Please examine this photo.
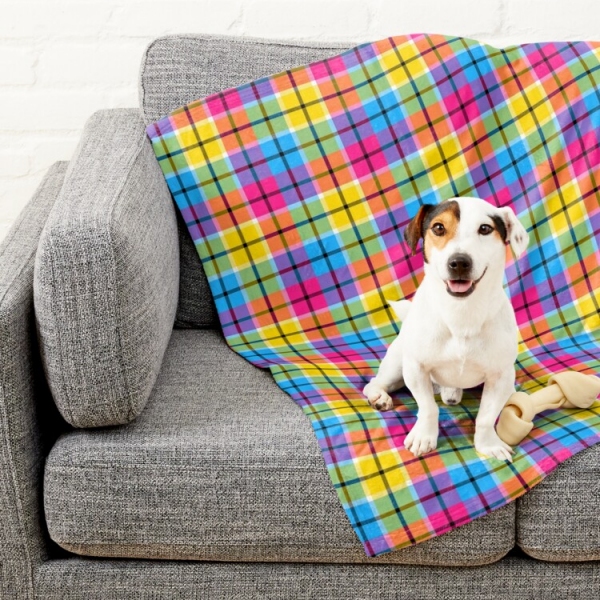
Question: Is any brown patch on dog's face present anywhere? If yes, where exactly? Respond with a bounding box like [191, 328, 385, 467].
[404, 204, 435, 255]
[422, 201, 460, 262]
[490, 214, 508, 244]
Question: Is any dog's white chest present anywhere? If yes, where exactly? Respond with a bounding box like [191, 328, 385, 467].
[429, 334, 488, 389]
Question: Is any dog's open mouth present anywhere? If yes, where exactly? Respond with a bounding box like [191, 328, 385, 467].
[445, 268, 487, 298]
[447, 279, 474, 296]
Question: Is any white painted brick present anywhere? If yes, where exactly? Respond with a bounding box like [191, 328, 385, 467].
[0, 2, 115, 39]
[30, 135, 79, 174]
[0, 177, 41, 221]
[369, 0, 503, 39]
[0, 89, 115, 131]
[504, 0, 600, 40]
[243, 0, 372, 42]
[0, 222, 12, 243]
[109, 85, 141, 109]
[0, 153, 31, 178]
[3, 0, 600, 236]
[480, 34, 543, 49]
[0, 132, 33, 154]
[38, 40, 147, 86]
[108, 1, 244, 37]
[0, 45, 37, 85]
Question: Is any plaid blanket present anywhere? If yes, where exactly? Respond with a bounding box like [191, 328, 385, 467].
[147, 34, 600, 557]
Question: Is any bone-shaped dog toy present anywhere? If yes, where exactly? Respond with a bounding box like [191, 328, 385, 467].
[496, 371, 600, 447]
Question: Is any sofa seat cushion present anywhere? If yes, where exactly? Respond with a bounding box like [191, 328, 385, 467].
[517, 446, 600, 562]
[44, 329, 515, 566]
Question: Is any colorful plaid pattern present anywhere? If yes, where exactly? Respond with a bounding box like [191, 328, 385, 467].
[147, 34, 600, 557]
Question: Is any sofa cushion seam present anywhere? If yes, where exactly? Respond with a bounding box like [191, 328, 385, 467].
[107, 121, 149, 423]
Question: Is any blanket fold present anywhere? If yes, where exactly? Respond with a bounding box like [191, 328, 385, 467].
[148, 34, 600, 557]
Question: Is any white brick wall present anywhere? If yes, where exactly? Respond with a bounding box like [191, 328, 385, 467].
[2, 0, 599, 241]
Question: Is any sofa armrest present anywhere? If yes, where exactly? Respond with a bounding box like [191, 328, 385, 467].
[34, 109, 179, 428]
[0, 163, 68, 598]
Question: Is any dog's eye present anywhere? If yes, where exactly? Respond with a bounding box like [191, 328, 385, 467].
[431, 223, 445, 236]
[479, 224, 493, 235]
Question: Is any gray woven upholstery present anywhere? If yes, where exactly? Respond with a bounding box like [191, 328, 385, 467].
[0, 162, 68, 599]
[173, 210, 218, 328]
[44, 329, 514, 566]
[140, 34, 351, 124]
[517, 445, 600, 562]
[34, 556, 600, 600]
[34, 109, 179, 428]
[140, 35, 350, 328]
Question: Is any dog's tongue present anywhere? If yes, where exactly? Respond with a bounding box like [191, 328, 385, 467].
[448, 280, 473, 294]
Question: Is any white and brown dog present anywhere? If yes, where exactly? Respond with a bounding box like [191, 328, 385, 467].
[363, 197, 528, 461]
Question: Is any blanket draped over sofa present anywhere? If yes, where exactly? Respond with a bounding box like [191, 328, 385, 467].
[147, 34, 600, 557]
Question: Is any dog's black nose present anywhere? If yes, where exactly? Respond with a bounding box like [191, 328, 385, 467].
[447, 253, 472, 277]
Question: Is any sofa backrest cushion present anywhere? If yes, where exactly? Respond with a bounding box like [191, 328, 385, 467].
[140, 35, 349, 328]
[34, 109, 179, 428]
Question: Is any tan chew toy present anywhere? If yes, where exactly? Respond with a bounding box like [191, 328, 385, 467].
[497, 371, 600, 447]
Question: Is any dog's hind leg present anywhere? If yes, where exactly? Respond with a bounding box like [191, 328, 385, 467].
[363, 336, 404, 411]
[440, 387, 463, 406]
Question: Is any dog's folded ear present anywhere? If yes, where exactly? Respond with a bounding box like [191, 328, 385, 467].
[499, 206, 529, 258]
[404, 203, 435, 255]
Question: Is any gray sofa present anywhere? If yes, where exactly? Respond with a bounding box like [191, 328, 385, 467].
[1, 35, 599, 599]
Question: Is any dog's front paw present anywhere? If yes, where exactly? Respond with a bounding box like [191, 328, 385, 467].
[363, 382, 394, 411]
[404, 418, 438, 457]
[474, 429, 514, 462]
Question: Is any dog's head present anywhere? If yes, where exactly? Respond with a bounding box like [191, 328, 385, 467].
[404, 197, 528, 298]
